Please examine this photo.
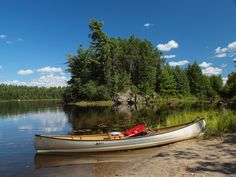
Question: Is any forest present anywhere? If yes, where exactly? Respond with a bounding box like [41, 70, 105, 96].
[1, 19, 235, 103]
[63, 19, 236, 103]
[0, 84, 65, 101]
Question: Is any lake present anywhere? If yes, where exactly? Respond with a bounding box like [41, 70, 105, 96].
[0, 100, 232, 177]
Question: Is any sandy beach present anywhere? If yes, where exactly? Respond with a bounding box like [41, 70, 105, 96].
[109, 134, 236, 177]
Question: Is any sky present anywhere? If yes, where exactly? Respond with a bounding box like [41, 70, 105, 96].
[0, 0, 236, 87]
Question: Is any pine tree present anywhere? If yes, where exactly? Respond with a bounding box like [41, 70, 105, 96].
[173, 66, 190, 97]
[187, 62, 205, 98]
[159, 65, 177, 97]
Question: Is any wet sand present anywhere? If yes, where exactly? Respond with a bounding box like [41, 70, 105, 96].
[34, 134, 236, 177]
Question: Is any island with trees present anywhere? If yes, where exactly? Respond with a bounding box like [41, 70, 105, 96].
[63, 19, 236, 105]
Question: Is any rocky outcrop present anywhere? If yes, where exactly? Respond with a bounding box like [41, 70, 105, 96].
[112, 89, 144, 105]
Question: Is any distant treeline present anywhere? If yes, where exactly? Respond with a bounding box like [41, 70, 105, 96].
[0, 84, 66, 101]
[63, 19, 236, 103]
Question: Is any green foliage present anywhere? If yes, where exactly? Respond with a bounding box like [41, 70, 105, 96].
[159, 65, 176, 97]
[64, 19, 231, 103]
[187, 62, 205, 97]
[209, 75, 223, 94]
[65, 19, 160, 102]
[173, 66, 190, 97]
[0, 84, 65, 101]
[164, 109, 236, 138]
[223, 72, 236, 99]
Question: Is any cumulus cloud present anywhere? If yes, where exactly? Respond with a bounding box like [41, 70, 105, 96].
[37, 66, 62, 73]
[2, 80, 27, 86]
[2, 74, 68, 88]
[228, 41, 236, 50]
[202, 66, 222, 76]
[0, 34, 6, 39]
[157, 40, 179, 51]
[199, 62, 222, 75]
[199, 62, 212, 68]
[215, 47, 227, 54]
[144, 23, 154, 28]
[164, 54, 176, 59]
[17, 69, 34, 75]
[168, 60, 189, 66]
[30, 74, 68, 87]
[215, 53, 227, 58]
[215, 40, 236, 58]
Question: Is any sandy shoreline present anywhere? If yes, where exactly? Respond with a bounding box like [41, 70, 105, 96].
[110, 134, 236, 177]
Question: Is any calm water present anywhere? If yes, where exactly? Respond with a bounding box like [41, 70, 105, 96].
[0, 101, 228, 177]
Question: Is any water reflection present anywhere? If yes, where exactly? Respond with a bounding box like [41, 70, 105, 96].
[0, 101, 61, 118]
[64, 102, 220, 135]
[34, 147, 162, 177]
[0, 100, 232, 177]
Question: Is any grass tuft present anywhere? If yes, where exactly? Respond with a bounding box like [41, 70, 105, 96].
[162, 109, 236, 138]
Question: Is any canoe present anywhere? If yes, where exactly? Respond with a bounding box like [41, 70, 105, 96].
[34, 118, 206, 153]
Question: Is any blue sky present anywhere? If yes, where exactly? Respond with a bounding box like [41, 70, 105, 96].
[0, 0, 235, 87]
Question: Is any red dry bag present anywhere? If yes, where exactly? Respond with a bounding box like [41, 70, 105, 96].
[123, 124, 145, 137]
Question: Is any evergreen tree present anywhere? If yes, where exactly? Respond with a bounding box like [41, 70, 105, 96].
[173, 66, 190, 97]
[0, 84, 65, 101]
[202, 75, 217, 98]
[187, 62, 205, 97]
[159, 65, 177, 97]
[209, 75, 223, 95]
[223, 72, 236, 98]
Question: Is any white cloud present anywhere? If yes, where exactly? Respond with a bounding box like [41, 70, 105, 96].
[215, 41, 236, 58]
[228, 41, 236, 50]
[6, 41, 12, 44]
[2, 80, 27, 86]
[215, 47, 227, 54]
[2, 74, 68, 87]
[233, 58, 236, 62]
[30, 74, 68, 87]
[157, 40, 179, 51]
[222, 77, 228, 85]
[202, 66, 222, 76]
[144, 23, 153, 28]
[0, 34, 6, 39]
[17, 69, 34, 75]
[199, 61, 212, 68]
[37, 66, 62, 73]
[215, 53, 227, 58]
[168, 60, 189, 66]
[164, 54, 176, 59]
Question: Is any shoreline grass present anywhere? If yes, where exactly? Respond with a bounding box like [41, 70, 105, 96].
[162, 109, 236, 139]
[68, 101, 113, 107]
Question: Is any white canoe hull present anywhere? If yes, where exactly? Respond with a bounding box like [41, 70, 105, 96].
[35, 119, 206, 153]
